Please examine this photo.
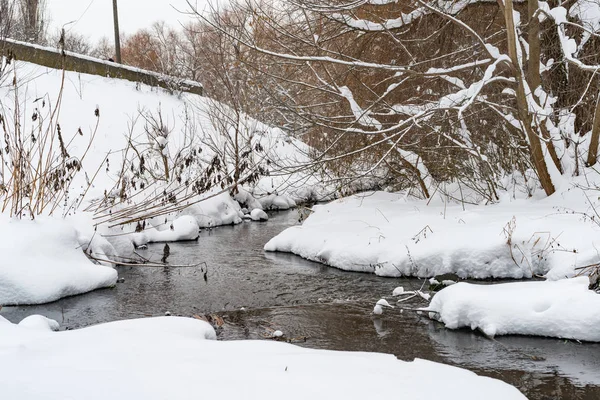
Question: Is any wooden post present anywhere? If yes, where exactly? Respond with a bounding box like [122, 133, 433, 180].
[112, 0, 122, 63]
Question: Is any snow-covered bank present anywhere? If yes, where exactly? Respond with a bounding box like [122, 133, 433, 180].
[3, 58, 332, 232]
[0, 54, 332, 304]
[265, 188, 600, 279]
[424, 277, 600, 342]
[0, 315, 525, 400]
[0, 217, 117, 306]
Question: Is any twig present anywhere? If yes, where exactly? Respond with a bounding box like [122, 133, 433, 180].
[87, 255, 201, 268]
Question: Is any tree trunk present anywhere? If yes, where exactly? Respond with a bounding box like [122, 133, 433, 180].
[587, 93, 600, 166]
[527, 0, 541, 90]
[505, 0, 555, 195]
[527, 0, 563, 174]
[400, 157, 430, 199]
[23, 0, 39, 42]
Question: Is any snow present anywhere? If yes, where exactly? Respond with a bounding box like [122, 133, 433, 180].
[373, 298, 395, 314]
[392, 286, 405, 296]
[132, 215, 199, 246]
[250, 208, 269, 221]
[18, 315, 61, 331]
[181, 189, 244, 227]
[233, 188, 264, 211]
[265, 186, 600, 279]
[0, 315, 526, 400]
[425, 277, 600, 342]
[258, 193, 297, 210]
[1, 59, 312, 217]
[338, 85, 382, 130]
[376, 299, 394, 308]
[1, 59, 311, 220]
[0, 216, 117, 306]
[272, 329, 284, 338]
[0, 54, 317, 304]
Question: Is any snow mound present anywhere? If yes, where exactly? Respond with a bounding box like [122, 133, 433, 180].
[18, 315, 60, 331]
[0, 217, 117, 306]
[250, 208, 269, 221]
[233, 188, 264, 211]
[133, 215, 200, 246]
[0, 316, 525, 400]
[426, 277, 600, 341]
[258, 194, 296, 210]
[258, 193, 297, 210]
[182, 190, 244, 228]
[265, 190, 600, 279]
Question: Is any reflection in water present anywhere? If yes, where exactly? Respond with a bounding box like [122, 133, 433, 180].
[2, 210, 600, 399]
[372, 317, 388, 338]
[428, 323, 600, 387]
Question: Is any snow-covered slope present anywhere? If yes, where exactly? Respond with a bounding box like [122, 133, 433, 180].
[2, 60, 316, 205]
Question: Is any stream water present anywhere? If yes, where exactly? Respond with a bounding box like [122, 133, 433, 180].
[2, 210, 600, 399]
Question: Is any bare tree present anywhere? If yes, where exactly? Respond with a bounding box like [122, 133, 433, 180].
[184, 0, 600, 200]
[1, 0, 48, 43]
[19, 0, 46, 42]
[49, 29, 92, 55]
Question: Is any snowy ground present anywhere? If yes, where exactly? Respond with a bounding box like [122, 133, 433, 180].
[424, 276, 600, 342]
[265, 184, 600, 280]
[0, 315, 526, 400]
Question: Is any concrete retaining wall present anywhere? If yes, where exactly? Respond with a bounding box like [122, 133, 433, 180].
[1, 39, 203, 96]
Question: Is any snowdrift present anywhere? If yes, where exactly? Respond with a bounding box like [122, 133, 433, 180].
[0, 315, 526, 400]
[265, 188, 600, 279]
[0, 216, 117, 305]
[425, 277, 600, 342]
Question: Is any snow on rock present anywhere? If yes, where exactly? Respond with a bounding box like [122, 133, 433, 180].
[392, 286, 405, 296]
[132, 215, 199, 246]
[0, 316, 525, 400]
[250, 208, 269, 221]
[255, 175, 335, 204]
[265, 189, 600, 279]
[182, 190, 244, 228]
[258, 193, 297, 210]
[376, 299, 394, 308]
[18, 315, 60, 332]
[0, 217, 117, 306]
[426, 277, 600, 342]
[233, 188, 264, 211]
[69, 212, 119, 266]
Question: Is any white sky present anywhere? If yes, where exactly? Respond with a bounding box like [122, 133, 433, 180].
[45, 0, 224, 42]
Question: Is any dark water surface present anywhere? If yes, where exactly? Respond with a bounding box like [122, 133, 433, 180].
[3, 211, 600, 399]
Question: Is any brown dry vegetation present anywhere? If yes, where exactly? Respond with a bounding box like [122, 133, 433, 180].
[4, 0, 600, 201]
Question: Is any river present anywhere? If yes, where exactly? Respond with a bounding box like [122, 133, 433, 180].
[2, 210, 600, 399]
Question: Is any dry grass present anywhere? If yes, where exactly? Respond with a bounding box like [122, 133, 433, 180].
[0, 60, 98, 218]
